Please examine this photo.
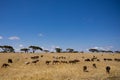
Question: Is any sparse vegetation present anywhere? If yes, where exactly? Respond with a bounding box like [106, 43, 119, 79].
[20, 48, 30, 53]
[29, 46, 43, 53]
[0, 45, 14, 53]
[0, 53, 120, 80]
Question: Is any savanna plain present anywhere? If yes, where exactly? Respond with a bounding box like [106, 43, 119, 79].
[0, 53, 120, 80]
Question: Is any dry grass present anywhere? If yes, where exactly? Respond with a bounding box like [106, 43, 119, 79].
[0, 53, 120, 80]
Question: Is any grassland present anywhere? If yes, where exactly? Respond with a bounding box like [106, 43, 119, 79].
[0, 53, 120, 80]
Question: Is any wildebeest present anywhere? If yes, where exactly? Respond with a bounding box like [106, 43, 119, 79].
[69, 60, 76, 64]
[106, 66, 111, 74]
[97, 59, 100, 61]
[91, 56, 100, 62]
[61, 61, 68, 64]
[84, 58, 91, 61]
[69, 59, 80, 64]
[32, 60, 39, 63]
[83, 66, 88, 72]
[46, 61, 51, 65]
[114, 58, 120, 62]
[52, 60, 60, 64]
[53, 56, 66, 59]
[41, 55, 43, 57]
[1, 63, 10, 68]
[31, 56, 39, 59]
[92, 63, 97, 68]
[104, 58, 112, 61]
[8, 59, 13, 63]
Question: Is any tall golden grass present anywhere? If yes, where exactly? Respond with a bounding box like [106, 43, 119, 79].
[0, 53, 120, 80]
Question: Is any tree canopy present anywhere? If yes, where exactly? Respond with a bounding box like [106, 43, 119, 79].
[20, 48, 30, 53]
[29, 46, 43, 53]
[55, 48, 62, 53]
[0, 45, 14, 53]
[66, 48, 74, 53]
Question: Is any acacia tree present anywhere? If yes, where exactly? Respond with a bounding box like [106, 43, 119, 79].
[55, 48, 62, 53]
[29, 46, 43, 53]
[89, 49, 99, 53]
[0, 45, 15, 53]
[66, 48, 74, 53]
[20, 48, 29, 53]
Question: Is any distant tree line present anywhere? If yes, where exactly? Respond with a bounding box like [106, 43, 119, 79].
[0, 45, 120, 53]
[0, 45, 15, 53]
[88, 48, 120, 53]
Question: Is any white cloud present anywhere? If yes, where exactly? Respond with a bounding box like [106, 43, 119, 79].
[8, 36, 20, 40]
[15, 48, 20, 52]
[92, 46, 113, 50]
[38, 33, 43, 37]
[49, 45, 60, 52]
[0, 36, 3, 39]
[19, 44, 24, 48]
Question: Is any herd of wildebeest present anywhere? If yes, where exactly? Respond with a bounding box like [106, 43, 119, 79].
[1, 54, 120, 74]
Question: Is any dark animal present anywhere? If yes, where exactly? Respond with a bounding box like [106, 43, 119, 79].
[69, 60, 76, 64]
[69, 59, 80, 64]
[74, 59, 80, 62]
[106, 66, 111, 74]
[91, 56, 100, 62]
[114, 58, 120, 62]
[1, 63, 10, 68]
[32, 60, 39, 63]
[46, 61, 51, 65]
[104, 58, 112, 61]
[52, 60, 60, 64]
[31, 56, 39, 59]
[41, 55, 43, 57]
[61, 61, 68, 64]
[8, 59, 13, 63]
[97, 59, 100, 61]
[53, 56, 66, 60]
[93, 63, 97, 68]
[83, 66, 88, 72]
[85, 59, 91, 61]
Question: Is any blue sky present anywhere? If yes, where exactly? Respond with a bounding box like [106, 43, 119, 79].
[0, 0, 120, 52]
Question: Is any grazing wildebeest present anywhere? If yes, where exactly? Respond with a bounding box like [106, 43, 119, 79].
[61, 61, 68, 64]
[69, 59, 80, 64]
[83, 66, 88, 72]
[46, 61, 51, 65]
[41, 55, 43, 57]
[1, 63, 10, 68]
[93, 63, 97, 68]
[8, 59, 13, 63]
[32, 60, 39, 63]
[52, 60, 60, 64]
[84, 58, 91, 61]
[97, 59, 100, 61]
[114, 58, 120, 62]
[69, 60, 76, 64]
[106, 66, 111, 74]
[104, 58, 112, 61]
[53, 56, 66, 60]
[31, 56, 39, 59]
[74, 59, 80, 62]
